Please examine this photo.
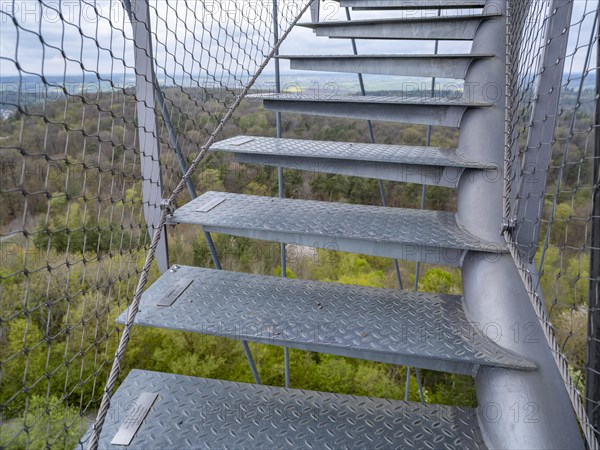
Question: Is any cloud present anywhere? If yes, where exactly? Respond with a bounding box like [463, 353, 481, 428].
[1, 0, 132, 78]
[0, 0, 596, 88]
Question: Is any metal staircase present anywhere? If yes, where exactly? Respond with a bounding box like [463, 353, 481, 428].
[85, 1, 586, 448]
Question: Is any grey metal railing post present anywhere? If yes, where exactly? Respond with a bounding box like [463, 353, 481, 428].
[124, 0, 222, 274]
[310, 0, 319, 23]
[512, 0, 574, 261]
[242, 341, 262, 385]
[457, 1, 583, 447]
[125, 0, 221, 272]
[586, 12, 600, 440]
[125, 0, 168, 273]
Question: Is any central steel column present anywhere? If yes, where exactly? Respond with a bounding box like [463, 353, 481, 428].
[456, 1, 583, 447]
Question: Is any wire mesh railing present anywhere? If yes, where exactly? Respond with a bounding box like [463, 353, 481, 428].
[1, 0, 599, 448]
[0, 1, 310, 448]
[504, 0, 599, 446]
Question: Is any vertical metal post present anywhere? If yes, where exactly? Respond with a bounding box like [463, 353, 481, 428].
[273, 0, 291, 388]
[512, 0, 574, 261]
[274, 0, 285, 280]
[283, 342, 290, 388]
[310, 0, 319, 23]
[124, 0, 221, 273]
[538, 10, 598, 276]
[457, 2, 583, 447]
[126, 0, 168, 273]
[279, 163, 290, 388]
[587, 12, 600, 441]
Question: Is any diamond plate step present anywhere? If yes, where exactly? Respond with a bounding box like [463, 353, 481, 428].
[80, 369, 490, 449]
[340, 0, 487, 9]
[247, 93, 490, 127]
[167, 192, 507, 267]
[278, 53, 493, 79]
[116, 266, 535, 374]
[211, 136, 495, 188]
[299, 13, 501, 40]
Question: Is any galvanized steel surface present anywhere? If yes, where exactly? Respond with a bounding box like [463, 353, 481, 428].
[211, 135, 492, 168]
[116, 266, 535, 373]
[80, 369, 489, 450]
[167, 192, 507, 259]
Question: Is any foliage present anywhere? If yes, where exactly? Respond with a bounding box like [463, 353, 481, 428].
[0, 395, 84, 449]
[418, 268, 462, 295]
[32, 196, 131, 256]
[0, 83, 593, 448]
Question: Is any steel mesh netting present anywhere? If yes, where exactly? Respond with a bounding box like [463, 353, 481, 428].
[145, 0, 305, 198]
[505, 0, 599, 445]
[0, 1, 309, 448]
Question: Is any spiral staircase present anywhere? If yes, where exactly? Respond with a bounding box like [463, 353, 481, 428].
[84, 1, 584, 448]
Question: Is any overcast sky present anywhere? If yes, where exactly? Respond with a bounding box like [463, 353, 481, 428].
[0, 0, 597, 86]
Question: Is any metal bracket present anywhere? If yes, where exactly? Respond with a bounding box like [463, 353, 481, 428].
[111, 392, 158, 446]
[232, 137, 256, 146]
[195, 196, 226, 213]
[156, 278, 193, 307]
[500, 219, 517, 235]
[161, 199, 175, 216]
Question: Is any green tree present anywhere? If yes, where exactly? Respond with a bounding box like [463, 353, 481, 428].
[418, 268, 462, 295]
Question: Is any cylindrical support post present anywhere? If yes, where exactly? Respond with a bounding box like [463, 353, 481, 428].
[457, 2, 583, 447]
[463, 254, 583, 449]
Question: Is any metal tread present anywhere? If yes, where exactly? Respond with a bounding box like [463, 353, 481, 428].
[247, 93, 490, 127]
[116, 265, 536, 374]
[278, 53, 491, 59]
[302, 13, 500, 26]
[211, 136, 493, 188]
[299, 13, 502, 40]
[80, 369, 489, 449]
[277, 53, 494, 78]
[339, 0, 487, 9]
[212, 135, 488, 168]
[167, 191, 507, 266]
[249, 93, 489, 107]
